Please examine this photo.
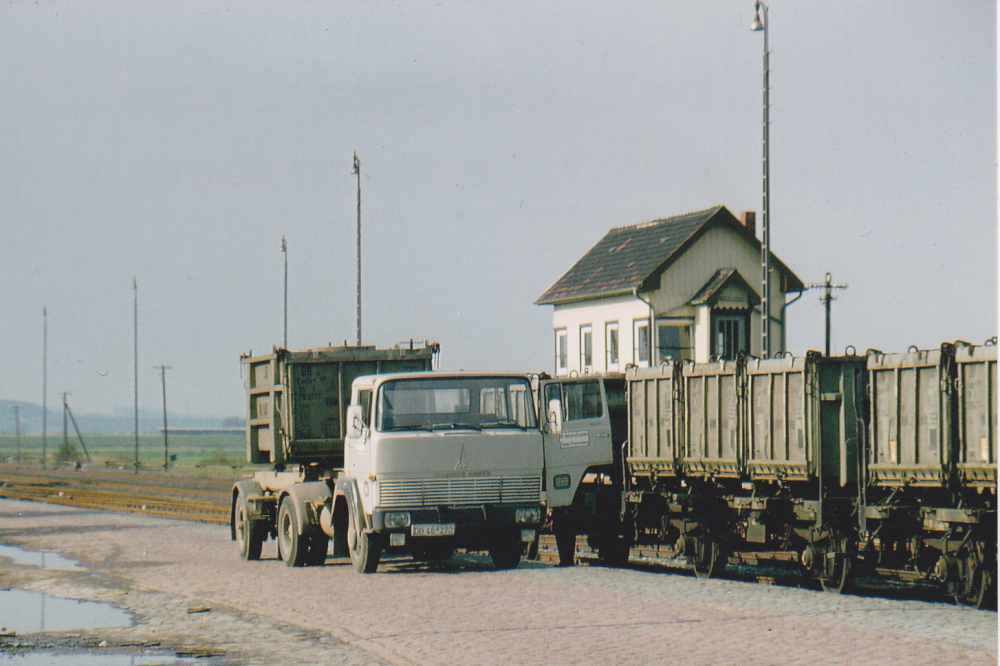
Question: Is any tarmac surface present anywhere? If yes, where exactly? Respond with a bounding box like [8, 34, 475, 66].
[0, 498, 996, 665]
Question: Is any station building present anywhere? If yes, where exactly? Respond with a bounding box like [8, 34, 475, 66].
[535, 205, 804, 375]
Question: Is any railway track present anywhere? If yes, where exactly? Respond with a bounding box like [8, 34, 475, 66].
[0, 466, 232, 524]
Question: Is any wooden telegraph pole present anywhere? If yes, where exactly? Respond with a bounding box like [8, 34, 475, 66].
[806, 272, 848, 356]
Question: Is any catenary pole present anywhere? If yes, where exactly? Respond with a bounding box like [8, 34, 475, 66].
[751, 1, 771, 358]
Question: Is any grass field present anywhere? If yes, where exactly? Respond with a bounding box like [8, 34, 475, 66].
[0, 433, 250, 476]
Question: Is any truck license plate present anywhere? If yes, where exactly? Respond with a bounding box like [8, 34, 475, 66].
[411, 523, 456, 537]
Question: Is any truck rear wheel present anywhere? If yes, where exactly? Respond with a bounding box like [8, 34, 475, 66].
[234, 492, 265, 561]
[307, 533, 330, 566]
[348, 505, 381, 573]
[277, 496, 309, 567]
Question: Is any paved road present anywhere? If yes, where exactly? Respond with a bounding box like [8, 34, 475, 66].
[0, 498, 995, 665]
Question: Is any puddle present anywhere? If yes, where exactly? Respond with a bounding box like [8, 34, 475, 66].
[0, 589, 130, 634]
[0, 545, 82, 571]
[0, 655, 197, 665]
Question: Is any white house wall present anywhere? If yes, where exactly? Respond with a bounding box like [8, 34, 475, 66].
[649, 225, 787, 358]
[552, 296, 651, 375]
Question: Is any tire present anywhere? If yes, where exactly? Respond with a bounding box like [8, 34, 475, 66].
[277, 496, 309, 567]
[234, 492, 264, 561]
[348, 505, 381, 574]
[490, 533, 524, 570]
[306, 533, 330, 566]
[554, 525, 576, 567]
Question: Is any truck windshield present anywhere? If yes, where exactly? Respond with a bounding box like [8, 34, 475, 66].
[377, 377, 537, 432]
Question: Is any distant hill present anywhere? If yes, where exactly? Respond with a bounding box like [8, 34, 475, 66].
[0, 400, 242, 436]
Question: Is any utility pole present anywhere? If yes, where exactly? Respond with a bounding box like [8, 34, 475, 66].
[134, 278, 139, 474]
[62, 398, 90, 463]
[806, 272, 848, 356]
[156, 365, 171, 470]
[282, 236, 288, 349]
[42, 306, 48, 469]
[353, 152, 362, 346]
[14, 404, 21, 463]
[60, 391, 70, 460]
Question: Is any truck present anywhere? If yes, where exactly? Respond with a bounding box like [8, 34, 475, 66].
[230, 343, 549, 572]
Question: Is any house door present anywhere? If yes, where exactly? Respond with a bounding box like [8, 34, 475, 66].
[715, 313, 747, 360]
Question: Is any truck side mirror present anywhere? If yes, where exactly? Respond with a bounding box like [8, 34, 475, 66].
[546, 399, 562, 435]
[346, 404, 366, 440]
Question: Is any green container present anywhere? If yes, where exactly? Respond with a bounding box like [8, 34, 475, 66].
[242, 343, 438, 466]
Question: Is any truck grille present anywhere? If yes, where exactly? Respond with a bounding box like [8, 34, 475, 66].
[378, 476, 541, 507]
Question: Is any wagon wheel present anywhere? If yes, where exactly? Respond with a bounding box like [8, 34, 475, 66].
[692, 538, 724, 579]
[818, 533, 854, 594]
[234, 492, 265, 561]
[818, 553, 853, 594]
[953, 541, 995, 609]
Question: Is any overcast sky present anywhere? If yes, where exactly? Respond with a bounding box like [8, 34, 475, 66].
[1, 1, 995, 420]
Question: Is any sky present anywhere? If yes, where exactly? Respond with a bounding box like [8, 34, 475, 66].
[1, 1, 996, 421]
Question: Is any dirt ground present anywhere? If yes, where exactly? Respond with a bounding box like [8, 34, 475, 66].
[0, 498, 996, 665]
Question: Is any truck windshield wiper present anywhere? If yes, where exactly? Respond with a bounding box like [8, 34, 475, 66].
[479, 420, 527, 430]
[383, 424, 435, 432]
[432, 423, 482, 431]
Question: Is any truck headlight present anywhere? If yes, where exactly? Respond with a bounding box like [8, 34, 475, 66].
[553, 474, 571, 489]
[515, 508, 541, 524]
[384, 511, 411, 528]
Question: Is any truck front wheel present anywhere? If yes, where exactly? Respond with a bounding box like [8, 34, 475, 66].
[348, 506, 381, 573]
[277, 496, 309, 567]
[489, 532, 524, 570]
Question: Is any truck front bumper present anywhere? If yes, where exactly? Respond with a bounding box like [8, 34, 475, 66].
[371, 503, 543, 549]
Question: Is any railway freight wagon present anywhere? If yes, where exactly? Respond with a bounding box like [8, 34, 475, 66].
[232, 342, 548, 573]
[624, 352, 866, 586]
[860, 341, 996, 607]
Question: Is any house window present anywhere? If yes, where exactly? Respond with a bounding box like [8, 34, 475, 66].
[555, 329, 568, 374]
[580, 325, 593, 373]
[657, 319, 693, 362]
[634, 320, 650, 367]
[715, 313, 748, 360]
[606, 322, 619, 371]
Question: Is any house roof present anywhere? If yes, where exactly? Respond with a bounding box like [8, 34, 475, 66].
[690, 268, 760, 307]
[535, 205, 804, 305]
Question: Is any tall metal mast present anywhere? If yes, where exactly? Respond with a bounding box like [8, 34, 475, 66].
[353, 152, 362, 346]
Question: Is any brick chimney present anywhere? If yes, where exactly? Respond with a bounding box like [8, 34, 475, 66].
[740, 211, 756, 236]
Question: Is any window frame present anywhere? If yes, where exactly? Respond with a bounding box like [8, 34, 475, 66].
[606, 321, 620, 371]
[633, 319, 651, 367]
[580, 324, 593, 373]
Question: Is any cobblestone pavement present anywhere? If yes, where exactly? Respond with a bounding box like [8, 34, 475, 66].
[0, 499, 996, 665]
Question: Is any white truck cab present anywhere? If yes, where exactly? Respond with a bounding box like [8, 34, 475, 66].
[337, 372, 545, 572]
